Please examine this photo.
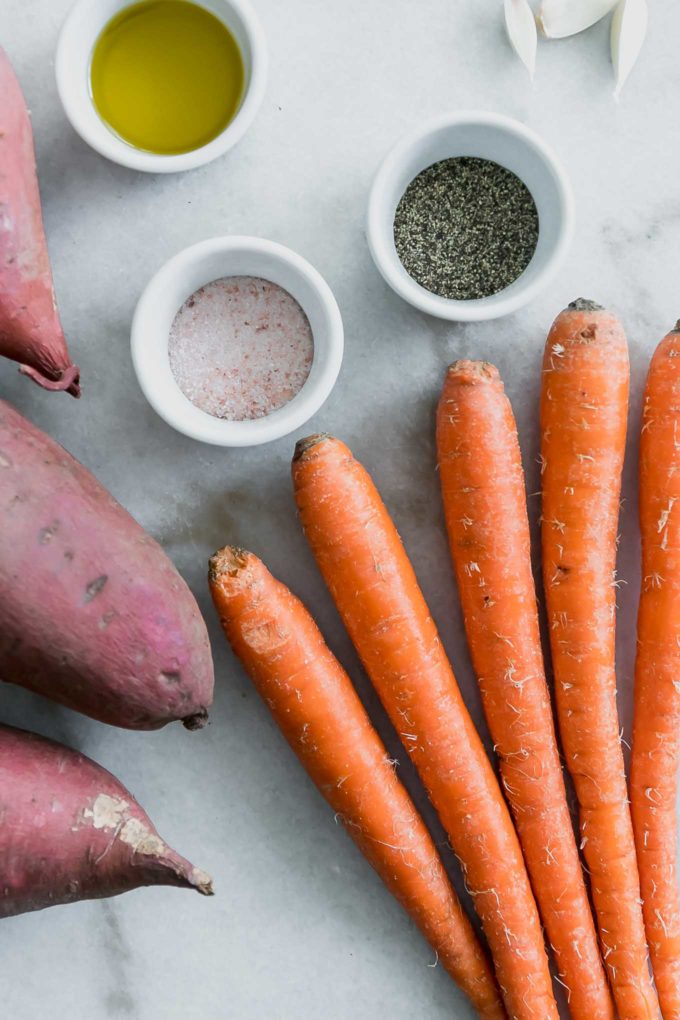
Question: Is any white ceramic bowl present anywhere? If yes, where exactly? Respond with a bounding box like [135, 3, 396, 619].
[131, 237, 344, 446]
[367, 112, 574, 321]
[56, 0, 267, 172]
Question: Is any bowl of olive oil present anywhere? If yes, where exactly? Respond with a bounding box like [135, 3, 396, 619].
[56, 0, 267, 172]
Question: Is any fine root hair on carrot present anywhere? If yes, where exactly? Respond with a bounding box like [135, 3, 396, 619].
[293, 434, 559, 1019]
[540, 300, 658, 1017]
[208, 546, 504, 1019]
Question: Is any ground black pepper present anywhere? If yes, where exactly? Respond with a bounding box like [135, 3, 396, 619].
[393, 157, 539, 300]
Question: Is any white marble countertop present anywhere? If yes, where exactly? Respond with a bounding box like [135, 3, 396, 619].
[2, 1, 678, 1017]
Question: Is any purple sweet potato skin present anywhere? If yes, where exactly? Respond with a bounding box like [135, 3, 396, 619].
[0, 724, 212, 918]
[0, 48, 80, 395]
[0, 399, 214, 729]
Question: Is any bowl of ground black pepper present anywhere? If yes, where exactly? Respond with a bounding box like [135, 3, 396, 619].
[367, 112, 574, 321]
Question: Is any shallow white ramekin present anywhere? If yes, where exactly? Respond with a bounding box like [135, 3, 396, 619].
[56, 0, 267, 173]
[131, 237, 344, 447]
[367, 111, 574, 322]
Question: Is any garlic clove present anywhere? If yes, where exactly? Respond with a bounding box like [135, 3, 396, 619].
[611, 0, 648, 98]
[504, 0, 538, 79]
[537, 0, 618, 38]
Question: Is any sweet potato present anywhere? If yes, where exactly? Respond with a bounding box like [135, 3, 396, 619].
[0, 399, 214, 729]
[0, 48, 80, 395]
[0, 724, 212, 917]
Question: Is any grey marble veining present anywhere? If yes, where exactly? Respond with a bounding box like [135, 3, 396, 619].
[2, 1, 679, 1017]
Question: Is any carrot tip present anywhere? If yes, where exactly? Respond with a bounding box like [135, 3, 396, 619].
[567, 298, 604, 312]
[293, 433, 331, 461]
[208, 546, 249, 582]
[446, 361, 499, 385]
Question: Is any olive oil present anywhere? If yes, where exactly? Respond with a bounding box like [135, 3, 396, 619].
[90, 0, 245, 155]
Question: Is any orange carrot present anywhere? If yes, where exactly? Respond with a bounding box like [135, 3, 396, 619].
[437, 360, 613, 1019]
[631, 324, 680, 1016]
[209, 547, 505, 1019]
[293, 436, 558, 1020]
[540, 299, 658, 1016]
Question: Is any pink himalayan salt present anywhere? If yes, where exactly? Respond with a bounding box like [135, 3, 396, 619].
[168, 276, 314, 421]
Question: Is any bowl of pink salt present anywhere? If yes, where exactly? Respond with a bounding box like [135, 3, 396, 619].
[131, 237, 344, 446]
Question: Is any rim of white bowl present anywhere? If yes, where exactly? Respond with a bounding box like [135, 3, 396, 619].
[366, 111, 575, 322]
[131, 236, 344, 447]
[55, 0, 268, 173]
